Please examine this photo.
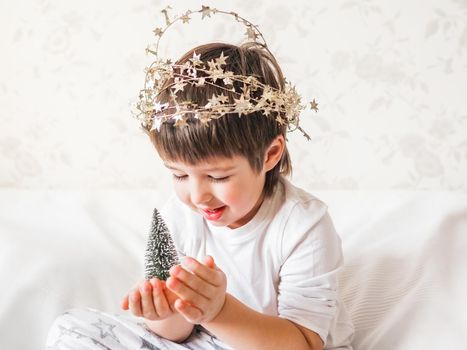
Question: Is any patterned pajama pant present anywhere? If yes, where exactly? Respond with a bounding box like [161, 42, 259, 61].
[46, 307, 232, 350]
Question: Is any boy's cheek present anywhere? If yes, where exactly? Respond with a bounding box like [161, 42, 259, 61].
[224, 192, 252, 211]
[220, 188, 241, 205]
[173, 186, 191, 206]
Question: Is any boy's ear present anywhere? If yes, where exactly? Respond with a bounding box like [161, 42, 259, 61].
[264, 135, 285, 172]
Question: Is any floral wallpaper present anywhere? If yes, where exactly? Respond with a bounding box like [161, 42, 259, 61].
[1, 0, 466, 190]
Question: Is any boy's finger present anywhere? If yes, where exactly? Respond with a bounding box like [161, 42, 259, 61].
[140, 281, 158, 320]
[169, 265, 215, 298]
[151, 279, 171, 318]
[166, 276, 209, 310]
[163, 281, 180, 311]
[183, 257, 223, 286]
[121, 295, 129, 310]
[128, 289, 143, 317]
[203, 255, 216, 269]
[174, 299, 202, 324]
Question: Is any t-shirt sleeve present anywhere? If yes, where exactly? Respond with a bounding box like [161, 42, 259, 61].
[277, 198, 344, 346]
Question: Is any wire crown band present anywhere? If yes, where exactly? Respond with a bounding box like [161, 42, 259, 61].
[132, 5, 318, 140]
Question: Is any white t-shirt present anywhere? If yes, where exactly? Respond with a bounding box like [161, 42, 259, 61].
[159, 176, 354, 349]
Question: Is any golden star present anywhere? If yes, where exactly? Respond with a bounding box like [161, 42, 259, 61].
[310, 99, 319, 112]
[215, 51, 229, 66]
[190, 52, 203, 67]
[181, 11, 191, 24]
[172, 78, 187, 93]
[161, 6, 172, 26]
[150, 118, 163, 132]
[263, 106, 272, 116]
[234, 95, 252, 115]
[245, 27, 258, 41]
[154, 102, 169, 112]
[217, 93, 229, 103]
[201, 5, 213, 19]
[261, 86, 274, 101]
[145, 45, 155, 55]
[174, 116, 188, 128]
[207, 94, 220, 107]
[195, 77, 206, 86]
[153, 27, 163, 37]
[223, 77, 233, 86]
[207, 59, 218, 71]
[276, 115, 286, 125]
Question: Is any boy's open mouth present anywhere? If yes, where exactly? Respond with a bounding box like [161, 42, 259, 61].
[201, 206, 226, 221]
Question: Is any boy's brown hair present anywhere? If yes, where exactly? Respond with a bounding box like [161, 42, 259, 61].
[142, 42, 292, 197]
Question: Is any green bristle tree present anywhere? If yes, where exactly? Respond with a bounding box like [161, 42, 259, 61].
[144, 208, 180, 281]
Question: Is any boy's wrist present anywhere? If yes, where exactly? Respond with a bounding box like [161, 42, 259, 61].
[145, 312, 194, 342]
[202, 292, 231, 326]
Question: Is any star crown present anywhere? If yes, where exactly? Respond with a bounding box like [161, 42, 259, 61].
[132, 5, 318, 140]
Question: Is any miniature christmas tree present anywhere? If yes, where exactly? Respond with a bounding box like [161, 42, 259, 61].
[144, 208, 180, 281]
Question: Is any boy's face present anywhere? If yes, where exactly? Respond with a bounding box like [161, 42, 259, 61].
[163, 155, 266, 229]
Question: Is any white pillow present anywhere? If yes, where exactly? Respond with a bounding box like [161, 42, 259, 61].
[315, 190, 467, 349]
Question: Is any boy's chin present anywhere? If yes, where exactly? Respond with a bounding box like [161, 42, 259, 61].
[206, 219, 228, 227]
[206, 217, 241, 229]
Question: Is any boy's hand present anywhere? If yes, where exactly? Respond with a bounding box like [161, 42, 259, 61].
[166, 255, 227, 324]
[120, 278, 178, 321]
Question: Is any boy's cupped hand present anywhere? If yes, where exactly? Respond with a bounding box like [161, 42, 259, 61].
[120, 278, 178, 321]
[166, 255, 227, 324]
[120, 256, 226, 324]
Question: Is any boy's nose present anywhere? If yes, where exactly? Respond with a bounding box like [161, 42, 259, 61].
[190, 184, 213, 206]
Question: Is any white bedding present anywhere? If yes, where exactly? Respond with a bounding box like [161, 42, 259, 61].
[1, 189, 466, 349]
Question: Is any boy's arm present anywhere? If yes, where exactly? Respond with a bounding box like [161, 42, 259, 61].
[122, 280, 194, 342]
[145, 312, 194, 343]
[167, 257, 323, 350]
[203, 293, 323, 350]
[144, 284, 194, 342]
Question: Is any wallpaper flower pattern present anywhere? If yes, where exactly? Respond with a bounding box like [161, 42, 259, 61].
[1, 0, 466, 190]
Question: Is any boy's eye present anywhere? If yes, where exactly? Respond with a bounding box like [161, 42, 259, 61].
[209, 176, 230, 183]
[172, 174, 187, 181]
[172, 174, 230, 182]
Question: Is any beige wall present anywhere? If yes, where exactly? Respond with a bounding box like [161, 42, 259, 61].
[1, 0, 466, 190]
